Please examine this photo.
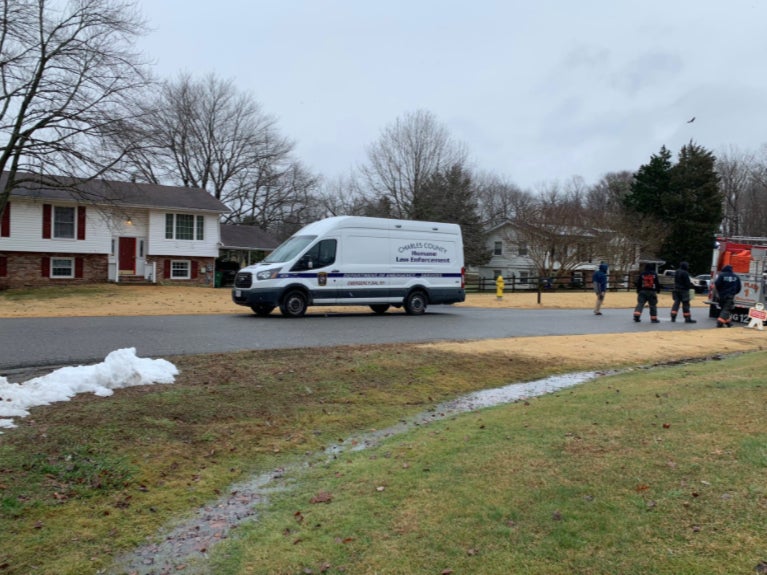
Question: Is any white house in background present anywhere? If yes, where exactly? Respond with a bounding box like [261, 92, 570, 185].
[478, 221, 538, 288]
[0, 173, 229, 289]
[477, 221, 625, 288]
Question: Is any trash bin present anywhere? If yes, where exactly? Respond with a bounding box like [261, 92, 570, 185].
[214, 271, 223, 288]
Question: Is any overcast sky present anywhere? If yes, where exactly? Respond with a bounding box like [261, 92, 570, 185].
[137, 1, 767, 191]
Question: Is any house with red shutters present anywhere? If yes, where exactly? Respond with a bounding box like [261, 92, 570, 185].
[0, 173, 229, 289]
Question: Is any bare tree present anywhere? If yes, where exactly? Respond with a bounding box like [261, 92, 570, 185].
[737, 147, 767, 237]
[0, 0, 150, 217]
[232, 160, 321, 238]
[315, 173, 371, 217]
[716, 146, 756, 237]
[505, 186, 596, 282]
[474, 171, 532, 228]
[360, 110, 467, 219]
[113, 73, 321, 234]
[583, 171, 653, 275]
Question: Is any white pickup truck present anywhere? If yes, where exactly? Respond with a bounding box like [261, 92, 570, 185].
[658, 269, 704, 292]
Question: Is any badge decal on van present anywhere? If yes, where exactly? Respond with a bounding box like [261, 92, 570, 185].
[317, 272, 327, 286]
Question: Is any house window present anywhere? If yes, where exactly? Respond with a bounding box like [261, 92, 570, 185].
[111, 238, 115, 255]
[53, 206, 76, 239]
[196, 216, 204, 240]
[518, 243, 528, 256]
[519, 271, 529, 285]
[165, 213, 204, 240]
[171, 260, 191, 279]
[51, 257, 74, 278]
[139, 239, 145, 258]
[493, 241, 502, 256]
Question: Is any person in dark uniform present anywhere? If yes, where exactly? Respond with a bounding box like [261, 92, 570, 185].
[670, 261, 697, 323]
[634, 263, 661, 323]
[714, 264, 742, 328]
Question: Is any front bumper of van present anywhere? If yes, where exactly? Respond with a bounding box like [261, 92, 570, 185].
[232, 287, 282, 308]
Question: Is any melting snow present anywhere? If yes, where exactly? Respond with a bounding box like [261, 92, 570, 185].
[0, 348, 178, 429]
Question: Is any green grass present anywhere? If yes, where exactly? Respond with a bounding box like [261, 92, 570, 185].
[1, 345, 766, 574]
[209, 354, 767, 575]
[0, 284, 121, 301]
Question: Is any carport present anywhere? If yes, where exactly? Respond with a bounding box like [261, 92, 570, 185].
[217, 224, 280, 287]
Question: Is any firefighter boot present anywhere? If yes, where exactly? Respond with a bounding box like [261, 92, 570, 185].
[685, 317, 697, 323]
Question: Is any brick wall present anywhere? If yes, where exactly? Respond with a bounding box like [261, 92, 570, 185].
[146, 256, 215, 287]
[0, 252, 108, 289]
[0, 253, 217, 289]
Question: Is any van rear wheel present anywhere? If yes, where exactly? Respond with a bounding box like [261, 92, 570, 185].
[370, 304, 390, 314]
[280, 290, 308, 318]
[404, 290, 428, 315]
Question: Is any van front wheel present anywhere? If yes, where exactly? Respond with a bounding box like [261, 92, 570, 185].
[404, 291, 428, 315]
[280, 290, 308, 318]
[251, 304, 275, 316]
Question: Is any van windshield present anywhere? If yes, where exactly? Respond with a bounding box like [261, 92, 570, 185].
[262, 235, 317, 264]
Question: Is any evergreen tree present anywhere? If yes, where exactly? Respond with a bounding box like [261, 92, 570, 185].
[415, 164, 491, 267]
[664, 142, 722, 272]
[624, 142, 722, 274]
[624, 146, 673, 219]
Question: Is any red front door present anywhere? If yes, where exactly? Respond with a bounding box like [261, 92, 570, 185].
[119, 237, 137, 274]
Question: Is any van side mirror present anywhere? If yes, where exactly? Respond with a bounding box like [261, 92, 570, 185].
[294, 254, 313, 271]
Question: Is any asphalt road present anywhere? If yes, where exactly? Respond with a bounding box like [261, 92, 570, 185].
[0, 305, 717, 374]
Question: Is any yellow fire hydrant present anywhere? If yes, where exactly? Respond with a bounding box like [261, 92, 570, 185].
[496, 275, 504, 300]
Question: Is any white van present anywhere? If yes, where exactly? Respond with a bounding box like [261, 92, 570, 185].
[231, 216, 465, 317]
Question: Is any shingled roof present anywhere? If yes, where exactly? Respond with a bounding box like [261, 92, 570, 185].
[220, 224, 280, 251]
[3, 172, 228, 213]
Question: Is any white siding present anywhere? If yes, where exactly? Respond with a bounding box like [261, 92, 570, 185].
[0, 199, 110, 254]
[146, 211, 220, 257]
[478, 225, 536, 279]
[0, 199, 221, 259]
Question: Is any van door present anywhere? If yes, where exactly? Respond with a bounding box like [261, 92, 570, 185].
[332, 230, 391, 304]
[290, 238, 338, 304]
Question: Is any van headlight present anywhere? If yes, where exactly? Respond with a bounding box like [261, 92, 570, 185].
[256, 268, 281, 281]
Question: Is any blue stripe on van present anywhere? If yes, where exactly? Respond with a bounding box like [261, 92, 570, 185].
[276, 272, 463, 279]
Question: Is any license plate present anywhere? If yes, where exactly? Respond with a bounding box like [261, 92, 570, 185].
[235, 290, 241, 297]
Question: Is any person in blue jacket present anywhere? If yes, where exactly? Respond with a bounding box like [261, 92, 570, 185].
[592, 262, 608, 315]
[714, 264, 742, 328]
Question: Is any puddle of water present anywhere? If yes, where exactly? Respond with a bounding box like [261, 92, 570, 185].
[107, 371, 599, 574]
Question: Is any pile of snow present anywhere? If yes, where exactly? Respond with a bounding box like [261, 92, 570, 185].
[0, 348, 178, 430]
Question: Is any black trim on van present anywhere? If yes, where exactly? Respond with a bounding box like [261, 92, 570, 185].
[232, 286, 465, 309]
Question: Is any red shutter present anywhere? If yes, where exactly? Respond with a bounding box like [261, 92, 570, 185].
[42, 204, 51, 239]
[0, 256, 7, 277]
[164, 259, 171, 279]
[1, 202, 9, 237]
[77, 206, 86, 240]
[75, 257, 84, 278]
[41, 256, 50, 277]
[191, 261, 198, 279]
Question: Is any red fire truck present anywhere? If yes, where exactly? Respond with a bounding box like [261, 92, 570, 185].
[707, 237, 767, 322]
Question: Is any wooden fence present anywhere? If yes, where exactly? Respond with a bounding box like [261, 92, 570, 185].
[466, 274, 638, 294]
